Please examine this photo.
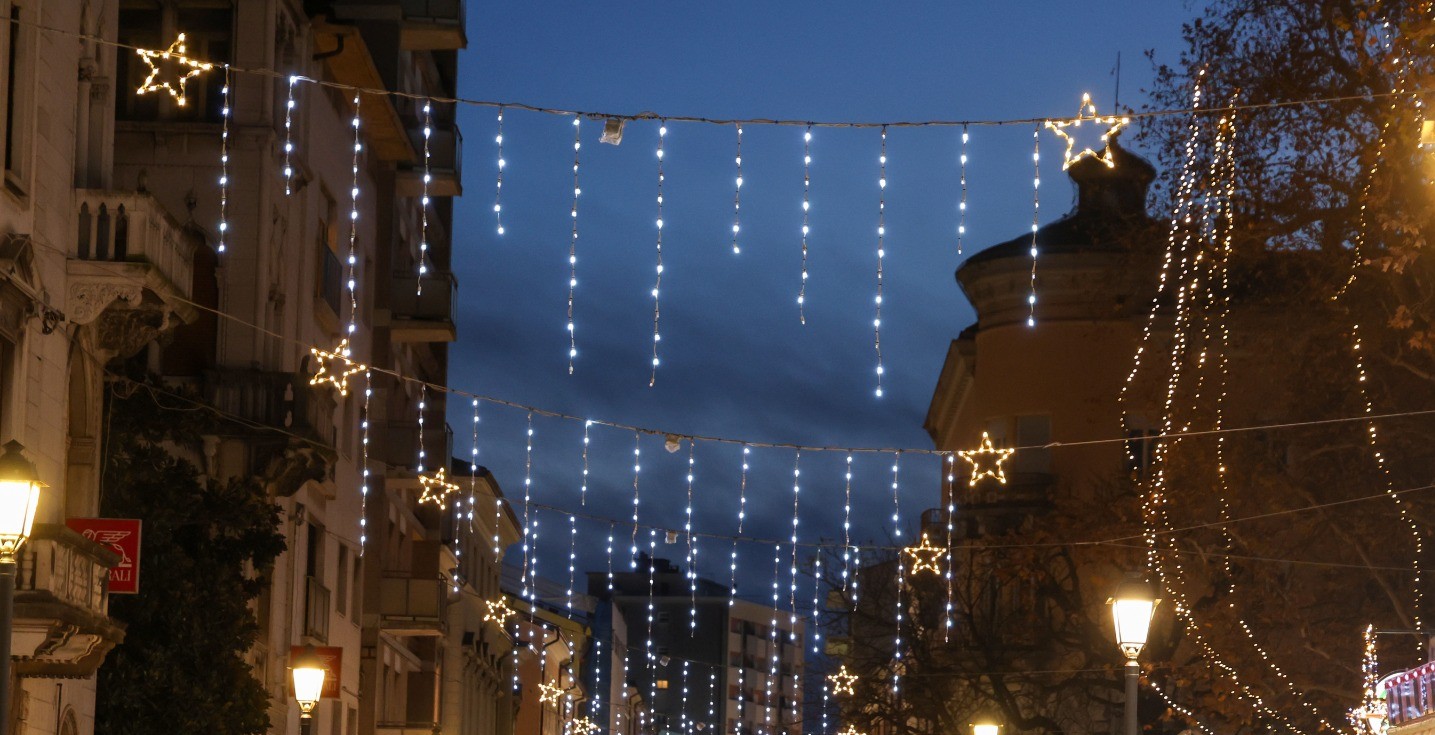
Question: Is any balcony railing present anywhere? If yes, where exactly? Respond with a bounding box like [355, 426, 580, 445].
[75, 190, 194, 301]
[13, 524, 124, 677]
[397, 124, 463, 198]
[305, 576, 332, 642]
[399, 0, 466, 50]
[200, 368, 336, 446]
[379, 574, 445, 636]
[388, 272, 456, 343]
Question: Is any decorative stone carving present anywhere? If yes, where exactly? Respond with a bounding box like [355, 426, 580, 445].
[66, 282, 142, 325]
[95, 307, 174, 358]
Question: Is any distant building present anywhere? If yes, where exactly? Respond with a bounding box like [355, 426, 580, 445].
[501, 562, 596, 735]
[586, 555, 804, 735]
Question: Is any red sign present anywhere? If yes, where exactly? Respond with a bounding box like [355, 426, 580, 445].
[65, 518, 142, 594]
[288, 646, 343, 699]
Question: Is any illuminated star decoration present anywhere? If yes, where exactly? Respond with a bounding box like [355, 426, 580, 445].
[567, 718, 600, 735]
[1044, 93, 1129, 170]
[134, 33, 214, 107]
[309, 339, 364, 396]
[903, 533, 947, 575]
[957, 431, 1016, 487]
[483, 597, 516, 625]
[417, 467, 461, 506]
[539, 683, 564, 704]
[827, 664, 858, 696]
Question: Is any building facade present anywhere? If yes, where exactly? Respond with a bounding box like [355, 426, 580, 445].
[587, 557, 804, 735]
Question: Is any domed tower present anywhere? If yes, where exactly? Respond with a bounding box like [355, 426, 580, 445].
[924, 141, 1162, 530]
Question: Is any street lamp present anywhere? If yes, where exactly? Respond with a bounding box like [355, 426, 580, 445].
[1110, 575, 1158, 735]
[972, 721, 1000, 735]
[292, 646, 327, 735]
[0, 441, 42, 735]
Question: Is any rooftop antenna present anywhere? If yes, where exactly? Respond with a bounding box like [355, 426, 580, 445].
[1113, 51, 1123, 112]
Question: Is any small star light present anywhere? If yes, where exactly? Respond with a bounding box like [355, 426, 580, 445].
[483, 597, 516, 625]
[417, 467, 461, 506]
[827, 665, 858, 695]
[309, 339, 364, 396]
[567, 717, 600, 735]
[957, 431, 1016, 487]
[135, 33, 214, 107]
[903, 533, 946, 575]
[539, 683, 564, 704]
[1045, 93, 1129, 170]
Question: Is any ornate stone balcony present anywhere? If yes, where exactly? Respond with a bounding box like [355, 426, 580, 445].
[396, 124, 462, 198]
[12, 524, 123, 678]
[67, 189, 197, 356]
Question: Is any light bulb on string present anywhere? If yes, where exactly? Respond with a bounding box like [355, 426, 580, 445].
[415, 385, 427, 473]
[957, 125, 969, 256]
[765, 541, 781, 733]
[568, 115, 582, 373]
[650, 121, 667, 387]
[686, 441, 697, 632]
[417, 99, 433, 295]
[283, 76, 298, 195]
[468, 399, 480, 538]
[733, 124, 743, 254]
[842, 454, 853, 592]
[944, 453, 956, 639]
[892, 450, 904, 702]
[874, 125, 888, 399]
[567, 513, 577, 612]
[789, 450, 801, 639]
[630, 432, 642, 569]
[581, 419, 592, 505]
[346, 93, 364, 341]
[730, 445, 749, 608]
[799, 126, 813, 324]
[495, 106, 506, 235]
[521, 413, 534, 607]
[217, 65, 230, 254]
[359, 370, 372, 554]
[1028, 124, 1040, 328]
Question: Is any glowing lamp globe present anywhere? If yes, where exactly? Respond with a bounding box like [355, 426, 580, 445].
[973, 722, 1000, 735]
[291, 646, 327, 714]
[0, 441, 43, 557]
[1109, 576, 1158, 660]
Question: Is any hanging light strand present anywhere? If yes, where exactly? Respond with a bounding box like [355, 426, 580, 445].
[568, 116, 582, 373]
[650, 121, 667, 386]
[686, 441, 698, 633]
[346, 93, 363, 339]
[416, 384, 428, 473]
[581, 419, 592, 505]
[1027, 124, 1040, 327]
[733, 125, 743, 254]
[283, 75, 297, 195]
[799, 126, 813, 324]
[630, 432, 642, 568]
[842, 454, 853, 593]
[874, 126, 888, 398]
[789, 451, 802, 638]
[494, 106, 506, 235]
[218, 65, 231, 254]
[521, 413, 535, 605]
[892, 451, 905, 702]
[730, 445, 749, 608]
[359, 370, 372, 554]
[417, 100, 433, 294]
[957, 125, 969, 256]
[469, 398, 480, 539]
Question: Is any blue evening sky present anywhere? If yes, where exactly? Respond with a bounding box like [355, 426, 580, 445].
[448, 2, 1195, 591]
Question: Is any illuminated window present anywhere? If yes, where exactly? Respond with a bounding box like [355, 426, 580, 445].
[656, 680, 669, 690]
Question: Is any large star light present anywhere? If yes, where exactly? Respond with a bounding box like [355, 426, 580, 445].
[1045, 93, 1129, 170]
[827, 664, 858, 695]
[957, 432, 1016, 487]
[417, 467, 461, 506]
[309, 339, 365, 396]
[135, 33, 214, 107]
[903, 533, 947, 575]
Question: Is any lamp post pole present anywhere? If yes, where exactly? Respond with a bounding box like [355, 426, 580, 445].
[1124, 658, 1139, 735]
[0, 552, 15, 735]
[0, 441, 44, 735]
[1110, 575, 1158, 735]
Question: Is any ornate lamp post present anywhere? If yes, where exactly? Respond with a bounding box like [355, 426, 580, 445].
[0, 441, 42, 735]
[292, 646, 327, 735]
[1110, 575, 1158, 735]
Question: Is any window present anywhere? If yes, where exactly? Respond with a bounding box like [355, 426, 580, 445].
[117, 1, 233, 122]
[0, 0, 32, 190]
[656, 680, 669, 690]
[336, 545, 349, 617]
[1014, 414, 1052, 474]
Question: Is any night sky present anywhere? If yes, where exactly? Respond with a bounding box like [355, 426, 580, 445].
[447, 2, 1194, 597]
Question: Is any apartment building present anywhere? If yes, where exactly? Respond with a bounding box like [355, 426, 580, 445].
[587, 557, 804, 735]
